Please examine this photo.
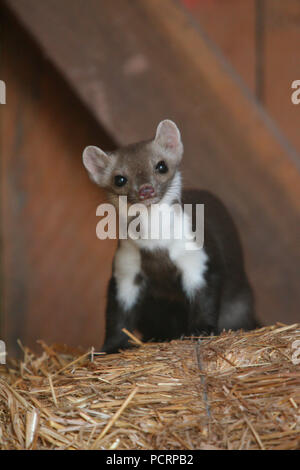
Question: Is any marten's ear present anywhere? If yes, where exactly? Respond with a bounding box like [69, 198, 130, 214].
[155, 120, 183, 161]
[82, 145, 110, 185]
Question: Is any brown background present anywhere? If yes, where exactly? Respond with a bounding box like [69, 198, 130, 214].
[0, 0, 299, 357]
[186, 0, 300, 155]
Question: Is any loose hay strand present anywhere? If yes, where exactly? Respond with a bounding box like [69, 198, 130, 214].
[244, 416, 265, 450]
[92, 387, 138, 448]
[0, 323, 300, 450]
[25, 409, 39, 449]
[48, 375, 58, 408]
[122, 328, 143, 346]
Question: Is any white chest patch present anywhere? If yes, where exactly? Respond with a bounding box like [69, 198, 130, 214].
[114, 176, 208, 307]
[114, 239, 141, 311]
[169, 240, 208, 299]
[134, 205, 208, 300]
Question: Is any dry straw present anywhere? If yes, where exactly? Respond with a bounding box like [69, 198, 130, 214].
[0, 323, 299, 450]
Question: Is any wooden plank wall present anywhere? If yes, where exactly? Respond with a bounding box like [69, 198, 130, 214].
[182, 0, 300, 154]
[181, 0, 256, 93]
[1, 0, 300, 353]
[1, 10, 116, 356]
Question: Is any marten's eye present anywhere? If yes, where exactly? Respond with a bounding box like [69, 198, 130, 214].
[155, 161, 168, 174]
[114, 175, 127, 187]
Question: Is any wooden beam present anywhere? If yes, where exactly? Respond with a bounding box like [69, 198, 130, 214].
[3, 0, 300, 324]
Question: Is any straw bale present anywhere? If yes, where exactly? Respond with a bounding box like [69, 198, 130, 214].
[0, 324, 299, 450]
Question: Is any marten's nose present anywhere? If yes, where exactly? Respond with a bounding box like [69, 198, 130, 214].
[138, 184, 155, 200]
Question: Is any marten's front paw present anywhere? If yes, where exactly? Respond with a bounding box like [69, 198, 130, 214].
[100, 335, 132, 354]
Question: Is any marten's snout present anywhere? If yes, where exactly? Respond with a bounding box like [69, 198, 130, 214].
[138, 184, 155, 201]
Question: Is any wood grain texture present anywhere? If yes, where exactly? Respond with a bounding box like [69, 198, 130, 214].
[180, 0, 256, 94]
[2, 0, 300, 328]
[264, 0, 300, 154]
[180, 0, 300, 156]
[1, 10, 116, 356]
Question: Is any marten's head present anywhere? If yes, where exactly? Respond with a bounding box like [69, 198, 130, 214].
[82, 120, 183, 207]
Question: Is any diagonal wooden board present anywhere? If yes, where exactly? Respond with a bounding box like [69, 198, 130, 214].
[3, 0, 300, 324]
